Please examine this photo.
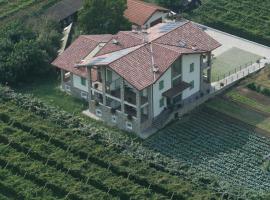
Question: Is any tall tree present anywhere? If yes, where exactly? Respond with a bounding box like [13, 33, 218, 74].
[0, 20, 61, 85]
[153, 0, 184, 12]
[78, 0, 131, 34]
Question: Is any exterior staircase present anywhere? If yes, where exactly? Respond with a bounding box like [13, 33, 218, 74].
[152, 109, 172, 130]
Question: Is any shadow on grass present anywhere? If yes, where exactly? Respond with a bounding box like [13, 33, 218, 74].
[14, 74, 88, 114]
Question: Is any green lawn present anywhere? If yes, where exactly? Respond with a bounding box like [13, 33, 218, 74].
[211, 47, 262, 81]
[15, 75, 87, 114]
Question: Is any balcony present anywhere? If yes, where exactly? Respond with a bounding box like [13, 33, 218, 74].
[162, 81, 190, 100]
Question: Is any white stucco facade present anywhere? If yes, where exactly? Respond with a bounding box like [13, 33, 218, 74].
[145, 11, 168, 27]
[152, 68, 172, 117]
[73, 74, 88, 92]
[182, 54, 201, 99]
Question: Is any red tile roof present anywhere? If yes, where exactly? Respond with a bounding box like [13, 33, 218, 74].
[153, 22, 221, 51]
[124, 0, 169, 26]
[52, 35, 112, 77]
[53, 21, 221, 91]
[96, 31, 144, 56]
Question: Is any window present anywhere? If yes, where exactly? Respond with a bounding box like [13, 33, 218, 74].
[112, 115, 117, 123]
[190, 63, 194, 72]
[81, 77, 86, 86]
[126, 122, 133, 130]
[81, 91, 88, 99]
[65, 85, 71, 92]
[172, 60, 182, 78]
[190, 81, 194, 90]
[95, 109, 102, 117]
[159, 97, 164, 108]
[159, 80, 164, 90]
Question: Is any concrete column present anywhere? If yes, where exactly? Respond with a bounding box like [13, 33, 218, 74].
[207, 52, 212, 83]
[101, 67, 106, 105]
[200, 55, 204, 91]
[207, 52, 212, 67]
[87, 67, 92, 102]
[136, 90, 141, 122]
[120, 78, 125, 112]
[70, 73, 74, 87]
[60, 69, 64, 89]
[148, 86, 153, 121]
[207, 68, 211, 83]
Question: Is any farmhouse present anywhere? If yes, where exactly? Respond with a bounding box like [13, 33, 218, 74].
[124, 0, 170, 28]
[52, 21, 221, 135]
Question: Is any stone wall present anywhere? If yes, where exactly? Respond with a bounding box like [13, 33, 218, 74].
[89, 100, 141, 134]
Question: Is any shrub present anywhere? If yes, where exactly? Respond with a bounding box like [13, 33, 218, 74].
[247, 82, 257, 91]
[262, 88, 270, 97]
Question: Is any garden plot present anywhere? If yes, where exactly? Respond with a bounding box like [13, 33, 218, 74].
[144, 106, 270, 195]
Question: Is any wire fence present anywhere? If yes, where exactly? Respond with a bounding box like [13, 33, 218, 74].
[212, 58, 268, 92]
[211, 59, 262, 82]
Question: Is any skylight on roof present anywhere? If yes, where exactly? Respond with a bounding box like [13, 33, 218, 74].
[158, 21, 187, 33]
[178, 40, 187, 48]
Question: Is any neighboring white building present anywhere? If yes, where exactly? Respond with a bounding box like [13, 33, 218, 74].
[53, 21, 221, 136]
[124, 0, 169, 28]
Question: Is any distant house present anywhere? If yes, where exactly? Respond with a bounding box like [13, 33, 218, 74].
[44, 0, 83, 27]
[124, 0, 169, 28]
[52, 21, 221, 135]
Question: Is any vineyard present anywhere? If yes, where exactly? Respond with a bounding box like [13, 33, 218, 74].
[0, 0, 61, 26]
[0, 86, 223, 200]
[185, 0, 270, 46]
[145, 106, 270, 199]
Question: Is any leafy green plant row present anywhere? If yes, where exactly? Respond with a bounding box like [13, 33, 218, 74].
[0, 86, 220, 199]
[0, 141, 114, 200]
[0, 0, 42, 20]
[0, 128, 134, 200]
[0, 88, 189, 199]
[0, 146, 81, 200]
[0, 122, 159, 200]
[0, 111, 181, 200]
[0, 167, 56, 200]
[146, 106, 270, 199]
[187, 0, 270, 45]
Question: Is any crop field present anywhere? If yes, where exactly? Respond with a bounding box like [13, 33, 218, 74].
[145, 106, 270, 198]
[0, 86, 222, 200]
[0, 0, 60, 26]
[185, 0, 270, 46]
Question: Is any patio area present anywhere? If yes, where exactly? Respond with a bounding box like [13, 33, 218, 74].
[211, 47, 262, 81]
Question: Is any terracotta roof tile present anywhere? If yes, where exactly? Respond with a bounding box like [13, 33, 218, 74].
[96, 31, 144, 56]
[124, 0, 168, 26]
[154, 22, 221, 51]
[109, 43, 181, 90]
[52, 34, 112, 77]
[53, 21, 221, 91]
